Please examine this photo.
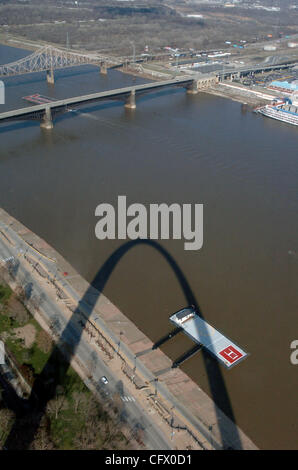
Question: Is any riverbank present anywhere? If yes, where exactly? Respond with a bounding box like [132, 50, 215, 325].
[115, 66, 278, 108]
[0, 207, 257, 450]
[0, 33, 52, 52]
[206, 82, 279, 106]
[0, 35, 278, 109]
[0, 212, 170, 450]
[0, 261, 139, 450]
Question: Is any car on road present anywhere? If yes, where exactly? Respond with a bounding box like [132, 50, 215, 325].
[101, 376, 109, 385]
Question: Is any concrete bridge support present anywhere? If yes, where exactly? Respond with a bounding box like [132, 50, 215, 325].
[100, 62, 108, 75]
[186, 80, 199, 95]
[46, 68, 55, 85]
[124, 89, 136, 109]
[40, 106, 53, 130]
[192, 76, 218, 91]
[229, 72, 240, 81]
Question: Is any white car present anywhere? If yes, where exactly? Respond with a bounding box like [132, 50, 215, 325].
[101, 376, 109, 385]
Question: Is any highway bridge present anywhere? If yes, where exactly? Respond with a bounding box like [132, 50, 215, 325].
[1, 43, 296, 88]
[217, 62, 297, 81]
[0, 77, 203, 129]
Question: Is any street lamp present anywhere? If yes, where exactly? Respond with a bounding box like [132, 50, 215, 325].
[117, 331, 123, 354]
[133, 354, 137, 372]
[148, 377, 158, 396]
[209, 424, 213, 449]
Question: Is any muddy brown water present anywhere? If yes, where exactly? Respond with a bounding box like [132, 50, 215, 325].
[0, 45, 297, 449]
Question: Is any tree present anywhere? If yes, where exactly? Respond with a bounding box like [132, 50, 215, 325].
[72, 390, 85, 414]
[50, 315, 61, 336]
[46, 395, 67, 420]
[0, 408, 15, 447]
[29, 416, 55, 450]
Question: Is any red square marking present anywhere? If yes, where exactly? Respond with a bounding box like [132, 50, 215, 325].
[219, 345, 243, 364]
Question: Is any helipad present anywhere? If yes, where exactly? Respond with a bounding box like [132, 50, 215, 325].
[169, 307, 248, 369]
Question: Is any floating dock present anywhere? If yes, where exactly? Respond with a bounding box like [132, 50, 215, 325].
[169, 307, 248, 369]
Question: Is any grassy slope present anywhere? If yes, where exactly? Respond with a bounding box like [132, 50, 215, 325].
[0, 280, 128, 449]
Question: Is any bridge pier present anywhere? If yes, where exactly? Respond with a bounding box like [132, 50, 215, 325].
[40, 106, 53, 130]
[186, 80, 199, 95]
[229, 72, 240, 82]
[46, 69, 55, 85]
[100, 62, 108, 75]
[1, 78, 219, 128]
[124, 89, 136, 110]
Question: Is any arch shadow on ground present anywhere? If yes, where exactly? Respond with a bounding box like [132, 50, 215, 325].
[2, 239, 241, 449]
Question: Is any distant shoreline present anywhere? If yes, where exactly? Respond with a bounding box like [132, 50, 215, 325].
[0, 38, 271, 108]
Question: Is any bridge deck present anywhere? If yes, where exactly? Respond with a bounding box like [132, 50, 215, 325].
[0, 77, 193, 121]
[218, 62, 296, 77]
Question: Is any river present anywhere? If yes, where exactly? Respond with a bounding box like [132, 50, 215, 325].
[0, 44, 297, 449]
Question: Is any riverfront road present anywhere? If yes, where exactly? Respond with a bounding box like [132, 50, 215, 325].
[217, 61, 298, 79]
[0, 219, 223, 449]
[0, 232, 172, 450]
[0, 77, 195, 126]
[0, 212, 259, 449]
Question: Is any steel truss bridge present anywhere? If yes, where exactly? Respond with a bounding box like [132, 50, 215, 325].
[0, 45, 122, 79]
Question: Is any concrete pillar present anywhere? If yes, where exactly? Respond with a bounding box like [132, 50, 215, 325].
[186, 80, 199, 94]
[46, 69, 55, 85]
[125, 90, 136, 109]
[100, 62, 108, 75]
[40, 106, 53, 130]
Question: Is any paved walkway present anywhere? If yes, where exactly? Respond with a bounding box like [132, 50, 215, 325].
[0, 208, 258, 450]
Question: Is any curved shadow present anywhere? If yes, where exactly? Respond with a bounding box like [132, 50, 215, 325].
[3, 239, 242, 449]
[90, 239, 242, 449]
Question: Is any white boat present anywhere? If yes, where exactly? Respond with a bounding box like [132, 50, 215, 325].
[257, 92, 298, 127]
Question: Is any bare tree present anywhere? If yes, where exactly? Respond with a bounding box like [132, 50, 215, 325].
[50, 315, 61, 336]
[29, 416, 55, 450]
[0, 408, 15, 447]
[72, 390, 85, 414]
[46, 395, 67, 420]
